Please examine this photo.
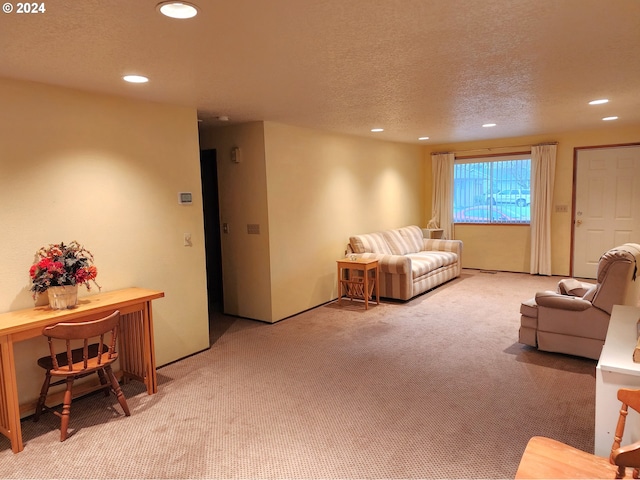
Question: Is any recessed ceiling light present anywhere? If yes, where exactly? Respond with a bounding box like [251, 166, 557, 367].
[371, 128, 384, 132]
[157, 2, 198, 19]
[602, 116, 618, 121]
[482, 123, 496, 128]
[123, 75, 149, 83]
[418, 136, 430, 141]
[589, 99, 609, 105]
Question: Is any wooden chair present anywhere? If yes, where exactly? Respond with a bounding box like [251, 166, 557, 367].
[33, 310, 130, 441]
[516, 388, 640, 479]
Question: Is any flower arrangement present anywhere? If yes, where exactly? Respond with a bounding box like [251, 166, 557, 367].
[29, 241, 100, 299]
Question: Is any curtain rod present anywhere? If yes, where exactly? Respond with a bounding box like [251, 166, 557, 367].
[432, 141, 558, 156]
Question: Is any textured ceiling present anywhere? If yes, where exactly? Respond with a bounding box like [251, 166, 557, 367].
[1, 0, 639, 144]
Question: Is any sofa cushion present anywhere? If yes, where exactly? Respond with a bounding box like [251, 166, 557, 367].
[349, 232, 392, 255]
[397, 226, 425, 253]
[383, 226, 423, 255]
[408, 251, 458, 278]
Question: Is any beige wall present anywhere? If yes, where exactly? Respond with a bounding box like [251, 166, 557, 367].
[425, 125, 640, 275]
[0, 78, 210, 407]
[198, 122, 273, 321]
[263, 122, 424, 321]
[199, 121, 424, 322]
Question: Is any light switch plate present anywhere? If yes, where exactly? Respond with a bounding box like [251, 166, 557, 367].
[178, 192, 193, 205]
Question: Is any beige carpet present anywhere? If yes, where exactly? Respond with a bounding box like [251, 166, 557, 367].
[0, 270, 597, 478]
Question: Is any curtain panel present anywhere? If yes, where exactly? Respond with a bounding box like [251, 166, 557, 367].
[530, 144, 557, 275]
[430, 152, 455, 240]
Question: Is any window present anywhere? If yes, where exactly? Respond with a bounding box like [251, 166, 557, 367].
[453, 154, 531, 224]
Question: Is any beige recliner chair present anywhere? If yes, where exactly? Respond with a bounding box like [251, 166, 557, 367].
[519, 243, 640, 360]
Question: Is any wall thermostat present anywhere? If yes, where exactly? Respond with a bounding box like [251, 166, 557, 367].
[231, 146, 241, 163]
[178, 192, 193, 205]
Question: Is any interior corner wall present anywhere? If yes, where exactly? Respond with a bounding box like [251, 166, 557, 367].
[425, 124, 640, 275]
[263, 122, 424, 321]
[199, 121, 424, 323]
[0, 77, 210, 407]
[198, 122, 273, 322]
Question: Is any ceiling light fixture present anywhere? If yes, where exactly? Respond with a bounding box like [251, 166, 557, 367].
[123, 75, 149, 83]
[482, 123, 496, 128]
[418, 137, 430, 141]
[371, 128, 384, 132]
[589, 99, 609, 105]
[602, 116, 618, 121]
[157, 1, 198, 19]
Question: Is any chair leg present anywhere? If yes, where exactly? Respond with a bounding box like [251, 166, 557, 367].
[59, 376, 74, 442]
[33, 372, 51, 422]
[96, 369, 110, 397]
[105, 366, 130, 416]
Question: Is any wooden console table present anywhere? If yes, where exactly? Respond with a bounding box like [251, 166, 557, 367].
[0, 287, 164, 453]
[337, 258, 379, 310]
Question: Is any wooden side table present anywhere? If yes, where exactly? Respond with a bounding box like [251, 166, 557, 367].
[337, 258, 380, 310]
[422, 228, 444, 239]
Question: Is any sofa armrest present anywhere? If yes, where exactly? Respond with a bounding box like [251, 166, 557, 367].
[534, 290, 593, 311]
[423, 239, 463, 256]
[359, 253, 411, 275]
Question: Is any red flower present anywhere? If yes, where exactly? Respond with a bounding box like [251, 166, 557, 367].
[46, 260, 64, 275]
[86, 265, 98, 280]
[76, 266, 98, 283]
[47, 246, 63, 258]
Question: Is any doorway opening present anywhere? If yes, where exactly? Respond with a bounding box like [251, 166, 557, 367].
[200, 149, 224, 320]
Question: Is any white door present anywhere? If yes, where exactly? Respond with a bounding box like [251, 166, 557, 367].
[573, 145, 640, 278]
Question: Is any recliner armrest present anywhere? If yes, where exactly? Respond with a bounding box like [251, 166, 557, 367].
[534, 290, 593, 311]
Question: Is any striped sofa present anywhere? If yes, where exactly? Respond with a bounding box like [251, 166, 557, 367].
[348, 225, 463, 301]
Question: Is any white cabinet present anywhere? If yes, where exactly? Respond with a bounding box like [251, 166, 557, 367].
[595, 304, 640, 455]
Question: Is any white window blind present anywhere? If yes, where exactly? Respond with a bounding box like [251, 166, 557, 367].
[453, 154, 531, 224]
